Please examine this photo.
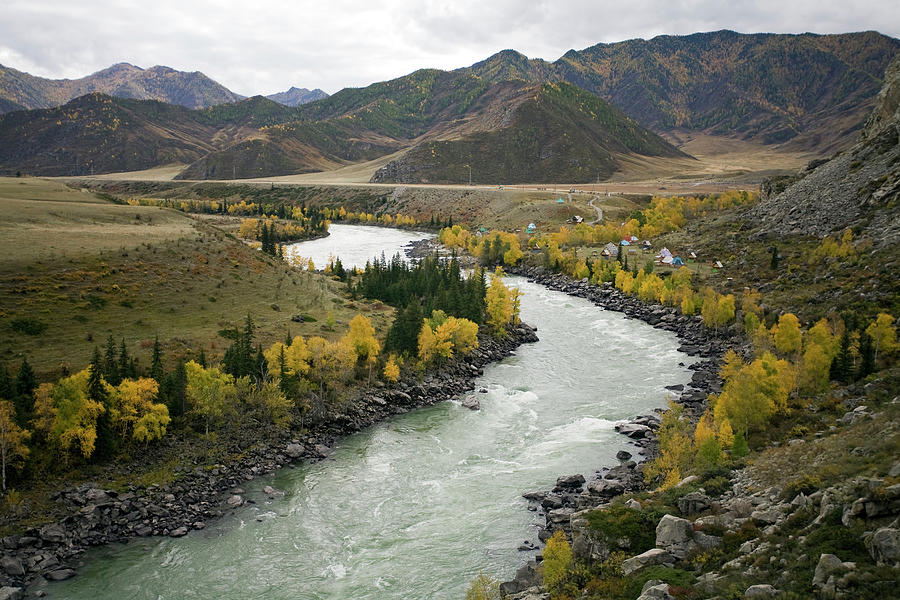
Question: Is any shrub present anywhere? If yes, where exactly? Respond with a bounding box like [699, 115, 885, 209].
[586, 503, 660, 554]
[624, 566, 696, 599]
[784, 474, 822, 499]
[10, 318, 47, 335]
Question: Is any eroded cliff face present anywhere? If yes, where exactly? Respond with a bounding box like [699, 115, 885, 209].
[751, 55, 900, 248]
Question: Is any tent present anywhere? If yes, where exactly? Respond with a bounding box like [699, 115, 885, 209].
[601, 242, 618, 256]
[557, 197, 565, 203]
[672, 256, 685, 266]
[658, 247, 672, 259]
[526, 223, 536, 233]
[620, 239, 631, 246]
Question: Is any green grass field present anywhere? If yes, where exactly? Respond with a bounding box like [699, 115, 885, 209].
[0, 177, 389, 381]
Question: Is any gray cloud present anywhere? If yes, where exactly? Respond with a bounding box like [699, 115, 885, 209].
[2, 0, 897, 96]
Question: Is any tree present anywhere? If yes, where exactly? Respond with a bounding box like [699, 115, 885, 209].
[645, 400, 693, 489]
[185, 361, 236, 436]
[857, 332, 876, 380]
[769, 245, 779, 270]
[150, 336, 164, 383]
[772, 313, 802, 356]
[13, 357, 36, 428]
[164, 360, 188, 418]
[345, 314, 381, 384]
[542, 530, 573, 593]
[103, 335, 120, 385]
[385, 301, 423, 356]
[0, 364, 12, 404]
[830, 331, 853, 383]
[865, 313, 897, 364]
[88, 347, 115, 461]
[383, 356, 400, 383]
[0, 400, 29, 491]
[118, 339, 136, 380]
[465, 573, 501, 600]
[46, 369, 105, 460]
[109, 378, 170, 442]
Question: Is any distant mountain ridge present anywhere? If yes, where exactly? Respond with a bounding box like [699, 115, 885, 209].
[0, 62, 245, 111]
[460, 30, 900, 152]
[1, 30, 897, 181]
[266, 86, 329, 106]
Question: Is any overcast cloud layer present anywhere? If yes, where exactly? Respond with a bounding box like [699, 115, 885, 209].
[3, 0, 899, 96]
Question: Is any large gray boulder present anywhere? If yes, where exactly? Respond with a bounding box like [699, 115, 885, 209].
[285, 443, 303, 458]
[676, 491, 711, 515]
[744, 584, 779, 597]
[866, 527, 899, 566]
[655, 514, 697, 559]
[0, 587, 23, 600]
[0, 556, 24, 577]
[621, 548, 674, 576]
[636, 582, 674, 600]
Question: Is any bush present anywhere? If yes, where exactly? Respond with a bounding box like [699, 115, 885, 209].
[10, 318, 47, 335]
[624, 566, 696, 599]
[586, 503, 661, 554]
[784, 474, 822, 499]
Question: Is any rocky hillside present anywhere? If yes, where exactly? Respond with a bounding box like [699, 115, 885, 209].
[266, 86, 329, 106]
[0, 62, 244, 112]
[750, 55, 900, 248]
[462, 31, 899, 153]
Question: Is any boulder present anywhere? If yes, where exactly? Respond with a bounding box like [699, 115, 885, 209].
[571, 513, 611, 562]
[169, 527, 188, 537]
[39, 523, 67, 544]
[586, 479, 624, 497]
[499, 559, 541, 597]
[0, 587, 23, 600]
[555, 474, 586, 490]
[621, 548, 674, 576]
[655, 514, 697, 559]
[461, 396, 480, 410]
[226, 494, 244, 508]
[263, 485, 285, 497]
[866, 527, 899, 566]
[0, 556, 24, 577]
[616, 450, 633, 461]
[744, 584, 779, 597]
[616, 423, 651, 439]
[636, 582, 674, 600]
[285, 443, 303, 459]
[676, 492, 711, 515]
[45, 569, 76, 581]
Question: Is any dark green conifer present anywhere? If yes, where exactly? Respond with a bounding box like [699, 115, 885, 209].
[14, 357, 36, 427]
[150, 336, 164, 383]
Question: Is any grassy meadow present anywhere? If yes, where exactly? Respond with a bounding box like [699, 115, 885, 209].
[0, 177, 388, 381]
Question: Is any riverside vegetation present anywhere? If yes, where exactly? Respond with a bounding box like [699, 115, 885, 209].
[446, 140, 898, 595]
[0, 176, 530, 593]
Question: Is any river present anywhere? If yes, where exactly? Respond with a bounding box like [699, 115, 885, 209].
[51, 226, 695, 599]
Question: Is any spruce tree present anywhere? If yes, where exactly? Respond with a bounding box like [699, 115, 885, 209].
[118, 339, 135, 380]
[858, 331, 876, 380]
[0, 363, 12, 401]
[198, 349, 207, 368]
[89, 347, 116, 461]
[14, 357, 36, 428]
[165, 360, 188, 418]
[104, 335, 120, 385]
[830, 331, 852, 383]
[150, 336, 164, 383]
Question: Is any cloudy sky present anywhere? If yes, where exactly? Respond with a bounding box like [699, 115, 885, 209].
[2, 0, 898, 96]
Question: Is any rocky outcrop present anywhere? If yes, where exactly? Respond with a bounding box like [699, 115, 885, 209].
[751, 55, 900, 247]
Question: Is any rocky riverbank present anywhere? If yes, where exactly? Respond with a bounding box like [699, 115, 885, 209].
[499, 265, 743, 598]
[0, 325, 538, 598]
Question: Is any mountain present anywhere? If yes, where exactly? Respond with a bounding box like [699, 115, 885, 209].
[750, 54, 900, 247]
[0, 93, 220, 175]
[461, 31, 900, 153]
[177, 70, 683, 182]
[266, 86, 329, 106]
[0, 62, 244, 112]
[371, 81, 686, 184]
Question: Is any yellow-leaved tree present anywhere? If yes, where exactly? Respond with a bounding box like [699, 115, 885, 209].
[345, 314, 381, 383]
[33, 369, 104, 460]
[712, 352, 795, 436]
[772, 313, 803, 356]
[264, 337, 311, 378]
[0, 400, 30, 490]
[484, 268, 520, 335]
[382, 355, 400, 383]
[645, 400, 693, 489]
[108, 377, 170, 443]
[865, 313, 897, 363]
[542, 530, 574, 595]
[185, 361, 236, 436]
